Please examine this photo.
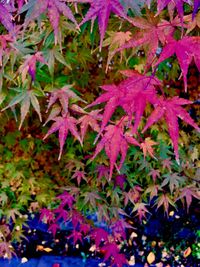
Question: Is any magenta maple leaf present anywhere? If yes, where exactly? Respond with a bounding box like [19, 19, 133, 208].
[102, 243, 127, 267]
[80, 223, 91, 235]
[177, 185, 200, 212]
[43, 114, 82, 160]
[55, 207, 69, 222]
[71, 210, 84, 228]
[78, 0, 130, 49]
[40, 208, 54, 224]
[111, 219, 133, 240]
[92, 119, 140, 179]
[68, 230, 83, 244]
[21, 0, 78, 43]
[142, 96, 200, 163]
[87, 70, 160, 137]
[0, 2, 14, 32]
[56, 191, 75, 208]
[91, 228, 109, 247]
[155, 36, 200, 91]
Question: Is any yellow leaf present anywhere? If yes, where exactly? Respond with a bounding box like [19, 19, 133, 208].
[183, 247, 191, 258]
[147, 251, 155, 264]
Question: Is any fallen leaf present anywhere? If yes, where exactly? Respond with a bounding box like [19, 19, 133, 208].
[183, 247, 191, 258]
[147, 251, 155, 264]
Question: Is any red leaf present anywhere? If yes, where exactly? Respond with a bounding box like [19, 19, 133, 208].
[68, 230, 83, 244]
[48, 223, 60, 237]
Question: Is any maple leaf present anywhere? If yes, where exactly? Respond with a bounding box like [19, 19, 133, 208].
[18, 52, 47, 82]
[102, 31, 132, 72]
[177, 185, 200, 212]
[116, 15, 178, 68]
[92, 120, 140, 179]
[141, 137, 158, 159]
[161, 172, 186, 193]
[120, 0, 146, 15]
[0, 2, 14, 32]
[155, 193, 176, 215]
[162, 158, 172, 171]
[40, 208, 55, 224]
[56, 191, 75, 208]
[142, 96, 200, 163]
[68, 229, 83, 244]
[83, 191, 102, 209]
[155, 36, 200, 91]
[184, 12, 200, 34]
[43, 114, 82, 160]
[78, 0, 130, 49]
[20, 0, 78, 44]
[78, 109, 102, 141]
[2, 89, 42, 129]
[149, 169, 160, 182]
[80, 223, 90, 235]
[96, 165, 110, 181]
[156, 0, 192, 23]
[193, 0, 200, 18]
[132, 202, 150, 221]
[55, 207, 69, 222]
[71, 210, 84, 228]
[46, 85, 86, 116]
[145, 184, 161, 201]
[0, 242, 15, 259]
[48, 223, 60, 237]
[72, 170, 87, 186]
[111, 219, 133, 240]
[91, 228, 109, 247]
[88, 70, 160, 137]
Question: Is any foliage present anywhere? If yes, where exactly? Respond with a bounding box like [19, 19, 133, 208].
[0, 0, 199, 265]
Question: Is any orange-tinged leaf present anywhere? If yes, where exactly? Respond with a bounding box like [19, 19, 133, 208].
[183, 247, 191, 258]
[147, 251, 155, 264]
[141, 137, 158, 159]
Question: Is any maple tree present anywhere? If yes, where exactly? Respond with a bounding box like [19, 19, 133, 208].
[0, 0, 199, 265]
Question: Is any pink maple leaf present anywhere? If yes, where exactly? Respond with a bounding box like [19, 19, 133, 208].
[155, 36, 200, 91]
[46, 85, 85, 116]
[142, 96, 200, 164]
[102, 243, 127, 267]
[80, 223, 91, 235]
[71, 210, 84, 228]
[72, 170, 87, 186]
[149, 169, 160, 182]
[92, 119, 140, 179]
[55, 207, 69, 222]
[68, 230, 83, 244]
[40, 208, 55, 224]
[56, 191, 75, 208]
[78, 0, 130, 49]
[91, 228, 109, 247]
[43, 114, 82, 160]
[48, 223, 60, 237]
